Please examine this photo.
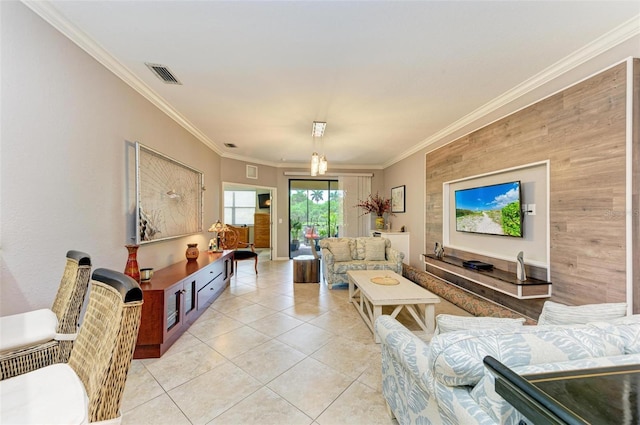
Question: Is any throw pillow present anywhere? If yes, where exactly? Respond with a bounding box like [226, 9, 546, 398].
[435, 314, 525, 335]
[365, 239, 386, 261]
[328, 241, 352, 262]
[537, 301, 627, 325]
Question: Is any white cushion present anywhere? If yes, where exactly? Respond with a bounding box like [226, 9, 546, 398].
[435, 314, 525, 335]
[364, 239, 386, 261]
[538, 301, 628, 325]
[0, 309, 58, 353]
[0, 363, 88, 424]
[328, 241, 352, 262]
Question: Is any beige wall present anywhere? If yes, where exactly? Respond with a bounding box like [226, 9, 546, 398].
[382, 153, 424, 266]
[0, 2, 222, 315]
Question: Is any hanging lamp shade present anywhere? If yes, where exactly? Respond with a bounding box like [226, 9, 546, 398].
[310, 152, 319, 176]
[319, 155, 327, 175]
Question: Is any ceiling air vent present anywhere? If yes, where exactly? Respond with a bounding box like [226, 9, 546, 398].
[145, 63, 182, 85]
[224, 143, 237, 148]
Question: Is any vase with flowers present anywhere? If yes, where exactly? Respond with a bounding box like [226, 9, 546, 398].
[355, 192, 395, 229]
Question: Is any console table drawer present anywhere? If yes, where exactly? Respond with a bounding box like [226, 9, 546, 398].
[135, 251, 234, 358]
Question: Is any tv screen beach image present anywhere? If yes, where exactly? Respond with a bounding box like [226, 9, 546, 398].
[455, 181, 522, 237]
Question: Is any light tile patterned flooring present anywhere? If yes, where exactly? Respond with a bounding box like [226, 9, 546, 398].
[121, 259, 470, 425]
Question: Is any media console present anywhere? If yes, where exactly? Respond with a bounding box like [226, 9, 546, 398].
[424, 254, 551, 299]
[134, 251, 234, 358]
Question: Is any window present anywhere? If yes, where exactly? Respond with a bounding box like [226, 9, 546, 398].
[224, 191, 256, 225]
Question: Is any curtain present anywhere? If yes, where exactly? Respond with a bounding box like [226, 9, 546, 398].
[338, 176, 372, 237]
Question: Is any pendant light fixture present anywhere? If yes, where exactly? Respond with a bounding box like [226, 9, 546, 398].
[310, 121, 327, 176]
[310, 151, 320, 176]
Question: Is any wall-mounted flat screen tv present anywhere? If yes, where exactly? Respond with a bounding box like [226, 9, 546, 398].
[455, 181, 522, 237]
[258, 193, 271, 208]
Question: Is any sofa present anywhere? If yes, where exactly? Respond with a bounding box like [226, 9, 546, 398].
[319, 237, 404, 289]
[375, 312, 640, 425]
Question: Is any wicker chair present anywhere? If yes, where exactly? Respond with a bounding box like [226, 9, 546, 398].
[220, 226, 258, 274]
[0, 268, 143, 424]
[0, 250, 92, 380]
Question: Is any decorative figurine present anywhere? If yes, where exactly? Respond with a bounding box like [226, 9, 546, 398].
[517, 251, 527, 281]
[434, 242, 445, 259]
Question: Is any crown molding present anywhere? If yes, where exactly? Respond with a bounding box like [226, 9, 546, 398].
[384, 14, 640, 168]
[23, 1, 638, 170]
[21, 0, 224, 157]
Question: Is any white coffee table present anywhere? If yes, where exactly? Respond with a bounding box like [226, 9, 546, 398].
[347, 270, 440, 343]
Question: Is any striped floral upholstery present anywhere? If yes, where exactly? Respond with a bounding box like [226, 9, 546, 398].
[537, 300, 627, 325]
[429, 325, 624, 387]
[319, 237, 403, 288]
[375, 314, 638, 425]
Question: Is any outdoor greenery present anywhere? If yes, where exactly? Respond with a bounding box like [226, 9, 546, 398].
[289, 189, 342, 243]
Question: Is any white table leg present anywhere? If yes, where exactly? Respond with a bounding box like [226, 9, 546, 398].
[348, 277, 354, 302]
[425, 304, 435, 333]
[373, 305, 382, 343]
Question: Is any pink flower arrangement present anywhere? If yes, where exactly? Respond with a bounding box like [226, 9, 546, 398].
[356, 192, 395, 217]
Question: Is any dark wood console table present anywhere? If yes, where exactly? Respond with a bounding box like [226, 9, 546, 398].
[134, 251, 234, 358]
[484, 355, 640, 425]
[424, 254, 551, 299]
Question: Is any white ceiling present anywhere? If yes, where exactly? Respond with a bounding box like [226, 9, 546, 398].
[32, 1, 640, 169]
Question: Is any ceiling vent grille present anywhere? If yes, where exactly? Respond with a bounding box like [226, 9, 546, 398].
[224, 143, 237, 148]
[145, 63, 182, 85]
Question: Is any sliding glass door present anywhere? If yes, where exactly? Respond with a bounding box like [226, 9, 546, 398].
[289, 180, 342, 258]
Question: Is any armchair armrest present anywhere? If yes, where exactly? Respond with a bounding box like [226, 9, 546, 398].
[386, 247, 404, 264]
[375, 315, 430, 372]
[320, 248, 334, 267]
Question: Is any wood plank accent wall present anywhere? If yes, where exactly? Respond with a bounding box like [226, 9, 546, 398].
[426, 62, 634, 312]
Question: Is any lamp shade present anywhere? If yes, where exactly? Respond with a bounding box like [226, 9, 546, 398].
[319, 155, 327, 175]
[208, 220, 224, 233]
[310, 152, 319, 176]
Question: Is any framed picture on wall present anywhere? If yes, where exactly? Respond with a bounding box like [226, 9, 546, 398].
[391, 185, 405, 213]
[135, 142, 204, 244]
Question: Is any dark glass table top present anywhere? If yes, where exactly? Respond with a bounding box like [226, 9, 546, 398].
[484, 356, 640, 425]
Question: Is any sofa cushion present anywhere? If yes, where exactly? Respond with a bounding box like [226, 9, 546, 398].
[365, 239, 386, 261]
[587, 315, 640, 354]
[428, 325, 624, 387]
[334, 262, 367, 274]
[0, 363, 89, 425]
[320, 238, 356, 260]
[435, 314, 525, 335]
[328, 241, 352, 262]
[537, 300, 627, 325]
[354, 237, 390, 260]
[0, 309, 58, 353]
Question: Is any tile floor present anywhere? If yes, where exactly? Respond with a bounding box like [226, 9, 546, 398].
[121, 259, 471, 425]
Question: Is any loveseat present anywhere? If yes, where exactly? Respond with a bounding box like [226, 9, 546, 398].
[375, 311, 640, 425]
[319, 237, 404, 289]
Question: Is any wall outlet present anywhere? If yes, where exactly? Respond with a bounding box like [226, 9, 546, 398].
[523, 203, 536, 215]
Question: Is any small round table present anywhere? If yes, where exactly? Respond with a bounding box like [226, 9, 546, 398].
[293, 255, 320, 283]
